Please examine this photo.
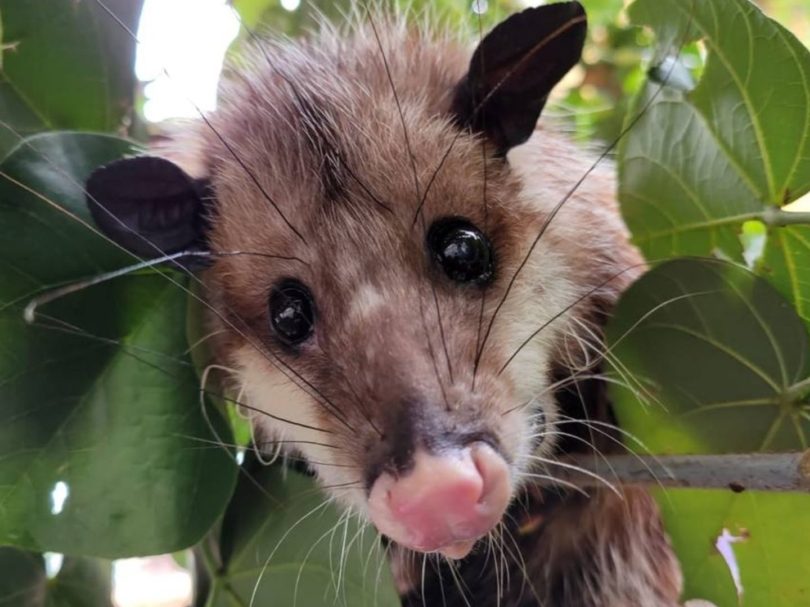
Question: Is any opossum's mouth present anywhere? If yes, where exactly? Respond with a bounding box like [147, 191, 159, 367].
[367, 443, 512, 559]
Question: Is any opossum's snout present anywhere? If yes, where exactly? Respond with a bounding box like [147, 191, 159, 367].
[368, 443, 511, 559]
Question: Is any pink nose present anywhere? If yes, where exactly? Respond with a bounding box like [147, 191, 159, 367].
[367, 443, 511, 559]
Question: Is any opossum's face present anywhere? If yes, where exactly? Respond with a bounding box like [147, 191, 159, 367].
[208, 121, 558, 558]
[88, 3, 639, 559]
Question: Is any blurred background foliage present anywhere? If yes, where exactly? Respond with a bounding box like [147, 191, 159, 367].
[223, 0, 807, 147]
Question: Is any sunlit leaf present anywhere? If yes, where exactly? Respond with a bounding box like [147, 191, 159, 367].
[620, 0, 810, 330]
[763, 225, 810, 331]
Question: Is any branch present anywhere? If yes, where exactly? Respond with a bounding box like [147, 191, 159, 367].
[760, 207, 810, 227]
[536, 450, 810, 493]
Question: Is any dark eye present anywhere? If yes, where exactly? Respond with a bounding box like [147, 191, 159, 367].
[269, 279, 315, 346]
[427, 217, 494, 284]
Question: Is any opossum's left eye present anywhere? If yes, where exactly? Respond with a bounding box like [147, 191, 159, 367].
[428, 217, 493, 285]
[269, 279, 315, 346]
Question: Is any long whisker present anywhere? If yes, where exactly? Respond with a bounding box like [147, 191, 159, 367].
[93, 0, 306, 244]
[411, 13, 588, 226]
[219, 13, 405, 437]
[23, 249, 305, 324]
[361, 2, 421, 204]
[475, 16, 696, 369]
[444, 556, 474, 607]
[546, 416, 674, 492]
[418, 289, 451, 410]
[176, 433, 339, 452]
[25, 304, 337, 437]
[75, 7, 373, 434]
[526, 454, 622, 497]
[471, 4, 490, 392]
[359, 5, 456, 387]
[495, 261, 648, 376]
[0, 147, 351, 434]
[249, 498, 333, 607]
[1, 154, 355, 434]
[520, 471, 589, 497]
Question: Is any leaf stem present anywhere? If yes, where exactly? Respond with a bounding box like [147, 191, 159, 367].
[533, 451, 810, 493]
[787, 376, 810, 400]
[760, 207, 810, 227]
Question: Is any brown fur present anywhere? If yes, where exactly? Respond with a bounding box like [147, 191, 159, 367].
[162, 12, 682, 606]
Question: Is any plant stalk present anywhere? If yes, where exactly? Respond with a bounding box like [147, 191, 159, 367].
[760, 207, 810, 227]
[535, 450, 810, 493]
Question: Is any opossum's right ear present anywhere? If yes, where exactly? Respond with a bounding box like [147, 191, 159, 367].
[451, 1, 587, 155]
[85, 156, 211, 260]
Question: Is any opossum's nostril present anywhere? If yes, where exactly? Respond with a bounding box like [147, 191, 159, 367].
[367, 443, 511, 560]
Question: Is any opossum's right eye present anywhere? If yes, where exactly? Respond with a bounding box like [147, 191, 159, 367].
[269, 279, 315, 346]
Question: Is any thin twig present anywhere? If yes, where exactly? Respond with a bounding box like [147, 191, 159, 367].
[531, 450, 810, 493]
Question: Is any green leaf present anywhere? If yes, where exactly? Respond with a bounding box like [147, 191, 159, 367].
[620, 0, 810, 330]
[607, 258, 809, 453]
[607, 257, 810, 451]
[0, 547, 113, 607]
[45, 555, 114, 607]
[231, 0, 277, 29]
[628, 0, 810, 202]
[606, 258, 810, 605]
[0, 548, 45, 606]
[653, 489, 810, 607]
[0, 0, 143, 157]
[203, 456, 400, 607]
[0, 132, 238, 557]
[763, 225, 810, 331]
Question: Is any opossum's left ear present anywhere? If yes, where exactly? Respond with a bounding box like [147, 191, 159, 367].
[452, 1, 586, 155]
[86, 155, 211, 262]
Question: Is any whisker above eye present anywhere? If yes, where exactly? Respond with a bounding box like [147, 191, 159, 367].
[93, 0, 308, 245]
[474, 17, 698, 369]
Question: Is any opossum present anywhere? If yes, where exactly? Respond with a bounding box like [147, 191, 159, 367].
[84, 2, 683, 605]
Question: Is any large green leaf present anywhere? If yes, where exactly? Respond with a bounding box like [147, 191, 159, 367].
[0, 547, 113, 607]
[0, 0, 143, 157]
[606, 258, 810, 605]
[0, 132, 238, 557]
[607, 259, 809, 453]
[619, 0, 810, 329]
[202, 455, 399, 607]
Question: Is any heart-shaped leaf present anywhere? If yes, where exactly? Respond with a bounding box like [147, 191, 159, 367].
[619, 0, 810, 329]
[0, 132, 238, 557]
[606, 258, 810, 605]
[607, 258, 809, 453]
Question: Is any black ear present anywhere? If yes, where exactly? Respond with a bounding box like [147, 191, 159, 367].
[451, 1, 587, 155]
[86, 156, 210, 260]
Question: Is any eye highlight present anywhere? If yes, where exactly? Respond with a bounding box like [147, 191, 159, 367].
[268, 279, 315, 346]
[427, 217, 494, 285]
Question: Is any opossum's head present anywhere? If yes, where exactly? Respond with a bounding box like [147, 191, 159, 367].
[87, 2, 639, 559]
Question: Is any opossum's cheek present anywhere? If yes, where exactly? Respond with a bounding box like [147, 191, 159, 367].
[367, 444, 511, 560]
